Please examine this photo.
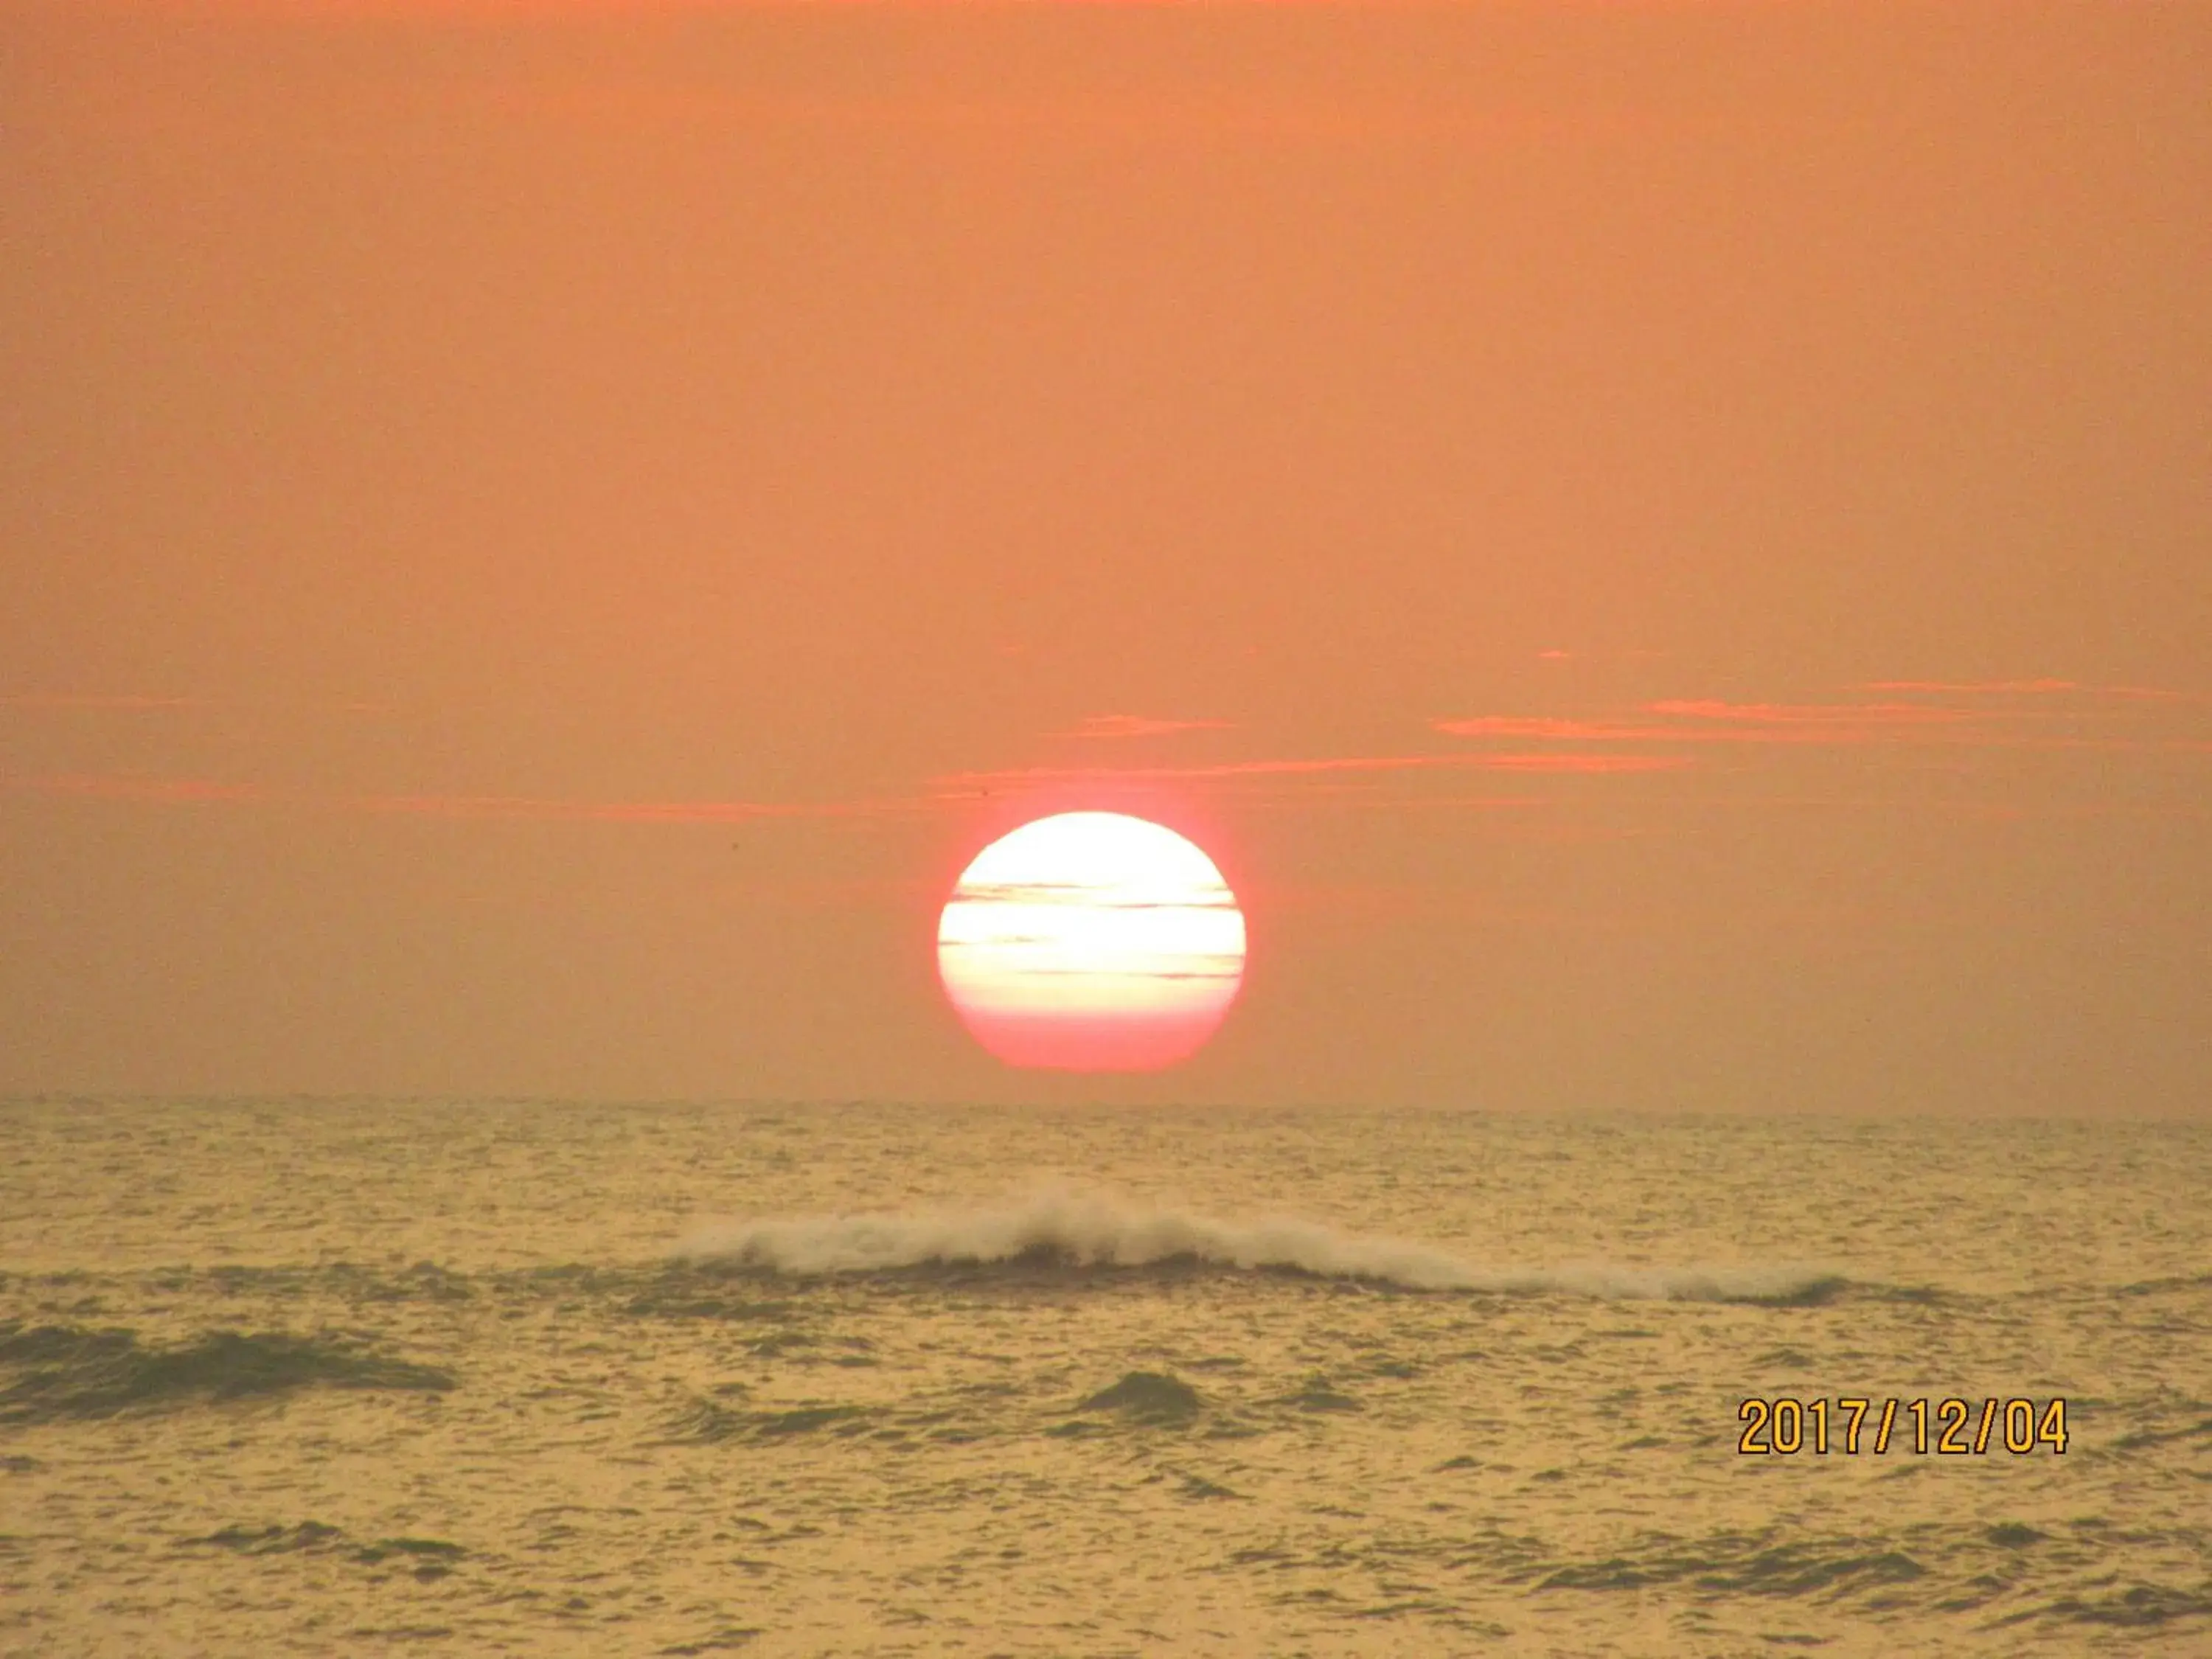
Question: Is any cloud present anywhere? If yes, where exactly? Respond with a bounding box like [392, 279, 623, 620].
[1645, 699, 1971, 726]
[939, 752, 1687, 790]
[459, 790, 983, 823]
[22, 758, 1654, 825]
[1433, 715, 1669, 742]
[6, 774, 925, 822]
[1436, 700, 1980, 747]
[1057, 715, 1235, 740]
[952, 879, 1239, 910]
[1475, 754, 1686, 773]
[1436, 679, 2211, 769]
[1854, 679, 2188, 701]
[348, 793, 919, 823]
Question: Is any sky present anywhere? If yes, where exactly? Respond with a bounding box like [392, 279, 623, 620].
[2, 1, 2206, 1116]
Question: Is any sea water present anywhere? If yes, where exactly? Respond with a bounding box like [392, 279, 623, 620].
[1, 1099, 2205, 1655]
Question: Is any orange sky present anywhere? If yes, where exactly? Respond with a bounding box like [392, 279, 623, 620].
[3, 1, 2206, 1114]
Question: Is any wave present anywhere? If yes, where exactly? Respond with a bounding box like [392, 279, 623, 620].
[676, 1188, 1843, 1304]
[0, 1323, 455, 1421]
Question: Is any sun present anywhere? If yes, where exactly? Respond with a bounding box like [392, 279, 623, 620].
[936, 812, 1247, 1071]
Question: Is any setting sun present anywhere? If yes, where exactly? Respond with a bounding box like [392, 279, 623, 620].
[936, 812, 1246, 1071]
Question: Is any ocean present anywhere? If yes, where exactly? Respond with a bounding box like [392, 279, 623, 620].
[1, 1099, 2205, 1656]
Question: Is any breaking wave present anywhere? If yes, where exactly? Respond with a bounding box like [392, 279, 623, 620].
[677, 1188, 1843, 1304]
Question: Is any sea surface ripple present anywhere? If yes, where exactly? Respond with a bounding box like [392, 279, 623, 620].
[1, 1099, 2205, 1656]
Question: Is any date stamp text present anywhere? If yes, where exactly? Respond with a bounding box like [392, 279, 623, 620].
[1736, 1397, 2069, 1455]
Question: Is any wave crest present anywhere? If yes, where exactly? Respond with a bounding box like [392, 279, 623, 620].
[675, 1188, 1841, 1304]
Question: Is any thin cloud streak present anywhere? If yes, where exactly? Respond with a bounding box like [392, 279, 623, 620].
[7, 774, 929, 822]
[347, 793, 914, 824]
[1434, 706, 1971, 745]
[939, 752, 1688, 789]
[13, 761, 1631, 825]
[1436, 684, 2211, 765]
[1853, 679, 2191, 701]
[1057, 714, 1235, 740]
[1475, 754, 1688, 773]
[1646, 699, 1972, 727]
[1433, 694, 2197, 749]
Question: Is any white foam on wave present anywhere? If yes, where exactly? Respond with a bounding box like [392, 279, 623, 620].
[676, 1186, 1841, 1304]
